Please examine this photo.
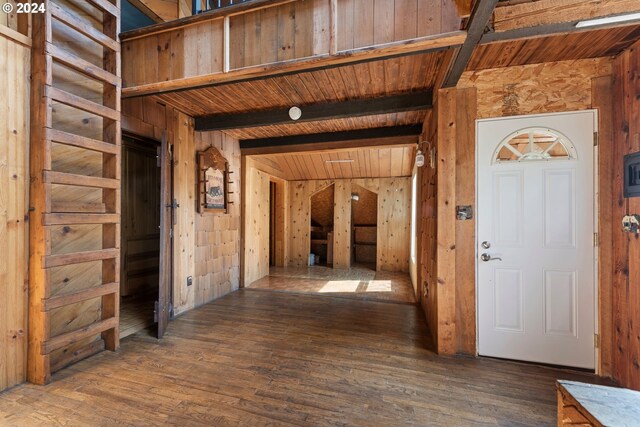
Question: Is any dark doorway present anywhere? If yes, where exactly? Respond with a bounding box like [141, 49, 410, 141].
[351, 184, 378, 271]
[310, 184, 335, 267]
[120, 134, 161, 338]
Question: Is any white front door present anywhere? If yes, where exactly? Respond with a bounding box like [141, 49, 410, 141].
[477, 111, 596, 369]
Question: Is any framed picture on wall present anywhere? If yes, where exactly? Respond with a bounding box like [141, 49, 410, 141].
[197, 146, 229, 214]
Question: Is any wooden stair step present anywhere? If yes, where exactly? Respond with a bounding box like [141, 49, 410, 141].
[47, 128, 119, 155]
[87, 0, 119, 18]
[42, 317, 118, 355]
[50, 2, 119, 52]
[44, 170, 119, 189]
[44, 248, 119, 268]
[47, 43, 120, 86]
[44, 282, 119, 311]
[43, 213, 119, 225]
[47, 86, 119, 121]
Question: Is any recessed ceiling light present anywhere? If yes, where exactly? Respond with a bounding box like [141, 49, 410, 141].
[325, 159, 354, 164]
[575, 12, 640, 28]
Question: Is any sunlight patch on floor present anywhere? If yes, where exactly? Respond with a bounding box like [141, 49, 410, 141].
[319, 280, 393, 293]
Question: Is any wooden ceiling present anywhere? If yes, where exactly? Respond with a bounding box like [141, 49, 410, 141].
[152, 51, 448, 117]
[124, 0, 640, 145]
[469, 25, 640, 71]
[251, 145, 416, 181]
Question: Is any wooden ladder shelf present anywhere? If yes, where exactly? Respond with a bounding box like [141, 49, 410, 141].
[28, 0, 121, 385]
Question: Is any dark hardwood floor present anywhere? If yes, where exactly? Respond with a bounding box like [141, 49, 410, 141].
[0, 289, 611, 426]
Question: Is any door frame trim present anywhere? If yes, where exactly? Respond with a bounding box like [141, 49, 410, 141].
[474, 109, 600, 371]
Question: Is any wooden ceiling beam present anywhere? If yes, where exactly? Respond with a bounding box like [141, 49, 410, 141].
[493, 0, 640, 33]
[195, 91, 432, 132]
[243, 137, 418, 156]
[240, 125, 422, 154]
[482, 16, 640, 44]
[442, 0, 500, 87]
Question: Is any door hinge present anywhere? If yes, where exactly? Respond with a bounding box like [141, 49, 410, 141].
[594, 131, 599, 147]
[594, 333, 600, 348]
[594, 232, 599, 247]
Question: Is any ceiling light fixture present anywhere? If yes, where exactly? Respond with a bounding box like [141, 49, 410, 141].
[325, 159, 354, 164]
[575, 12, 640, 28]
[289, 106, 302, 120]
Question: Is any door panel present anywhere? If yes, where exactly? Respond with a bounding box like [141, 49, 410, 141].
[477, 111, 596, 369]
[493, 172, 523, 247]
[157, 132, 172, 339]
[544, 270, 576, 336]
[544, 170, 575, 248]
[494, 269, 523, 332]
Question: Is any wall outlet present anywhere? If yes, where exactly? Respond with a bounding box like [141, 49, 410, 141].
[187, 276, 193, 286]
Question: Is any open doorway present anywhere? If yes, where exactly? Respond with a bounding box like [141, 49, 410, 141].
[120, 135, 161, 338]
[310, 184, 335, 267]
[351, 184, 378, 271]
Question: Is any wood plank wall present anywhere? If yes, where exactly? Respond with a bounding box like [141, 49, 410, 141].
[611, 39, 640, 391]
[122, 97, 241, 315]
[333, 180, 351, 269]
[0, 24, 30, 393]
[230, 0, 330, 69]
[241, 159, 289, 286]
[172, 111, 196, 312]
[336, 0, 459, 51]
[418, 109, 438, 347]
[193, 131, 241, 308]
[286, 178, 411, 272]
[420, 58, 616, 369]
[121, 0, 462, 88]
[242, 157, 271, 286]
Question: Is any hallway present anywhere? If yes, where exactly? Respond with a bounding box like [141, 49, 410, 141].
[0, 290, 609, 426]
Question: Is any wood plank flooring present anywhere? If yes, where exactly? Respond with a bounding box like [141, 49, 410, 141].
[252, 266, 416, 304]
[120, 292, 156, 339]
[0, 290, 612, 426]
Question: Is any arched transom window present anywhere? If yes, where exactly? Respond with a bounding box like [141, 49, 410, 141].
[493, 128, 577, 163]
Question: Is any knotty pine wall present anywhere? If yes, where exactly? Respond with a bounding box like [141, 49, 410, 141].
[242, 157, 271, 286]
[417, 108, 439, 351]
[241, 157, 289, 286]
[420, 57, 618, 376]
[0, 25, 30, 393]
[122, 97, 241, 316]
[611, 39, 640, 391]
